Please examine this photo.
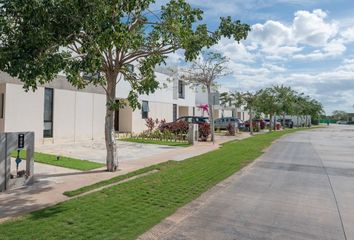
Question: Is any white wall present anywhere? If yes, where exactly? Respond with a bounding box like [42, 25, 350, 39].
[3, 83, 105, 144]
[131, 101, 173, 133]
[54, 90, 105, 142]
[92, 94, 106, 139]
[116, 70, 197, 133]
[4, 84, 44, 143]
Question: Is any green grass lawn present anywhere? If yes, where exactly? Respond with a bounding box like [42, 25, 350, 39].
[119, 138, 190, 147]
[11, 151, 104, 171]
[1, 128, 310, 240]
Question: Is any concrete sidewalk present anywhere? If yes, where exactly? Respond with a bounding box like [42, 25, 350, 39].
[0, 133, 250, 222]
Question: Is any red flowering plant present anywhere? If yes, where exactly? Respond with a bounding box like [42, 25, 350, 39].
[170, 120, 189, 135]
[199, 122, 211, 141]
[197, 104, 209, 116]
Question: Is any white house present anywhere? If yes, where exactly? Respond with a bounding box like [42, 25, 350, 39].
[0, 72, 106, 144]
[194, 85, 250, 121]
[0, 69, 198, 143]
[115, 70, 197, 133]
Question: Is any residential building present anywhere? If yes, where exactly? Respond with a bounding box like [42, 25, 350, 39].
[195, 86, 250, 121]
[0, 72, 106, 144]
[0, 69, 197, 143]
[115, 70, 196, 133]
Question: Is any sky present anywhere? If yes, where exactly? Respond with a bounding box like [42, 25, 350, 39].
[162, 0, 354, 115]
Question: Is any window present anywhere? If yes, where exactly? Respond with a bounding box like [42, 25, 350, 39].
[142, 101, 149, 119]
[43, 88, 54, 138]
[0, 93, 4, 119]
[127, 64, 134, 73]
[83, 72, 101, 81]
[178, 80, 185, 99]
[173, 104, 177, 121]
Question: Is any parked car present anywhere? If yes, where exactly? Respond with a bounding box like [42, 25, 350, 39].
[277, 118, 294, 127]
[214, 117, 245, 130]
[337, 120, 348, 125]
[264, 119, 271, 126]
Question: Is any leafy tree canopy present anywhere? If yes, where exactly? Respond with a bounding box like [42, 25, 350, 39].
[0, 0, 250, 109]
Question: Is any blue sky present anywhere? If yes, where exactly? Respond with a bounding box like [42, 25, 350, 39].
[163, 0, 354, 114]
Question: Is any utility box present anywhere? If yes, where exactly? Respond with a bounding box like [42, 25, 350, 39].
[188, 124, 199, 145]
[0, 132, 35, 192]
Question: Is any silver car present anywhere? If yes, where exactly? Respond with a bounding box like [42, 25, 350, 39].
[214, 117, 244, 130]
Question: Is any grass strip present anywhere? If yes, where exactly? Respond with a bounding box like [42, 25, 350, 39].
[119, 138, 190, 147]
[0, 128, 311, 240]
[63, 163, 173, 197]
[11, 151, 104, 171]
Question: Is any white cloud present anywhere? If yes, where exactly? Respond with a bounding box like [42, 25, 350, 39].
[293, 9, 338, 46]
[247, 9, 343, 61]
[211, 38, 255, 63]
[340, 27, 354, 43]
[293, 40, 346, 60]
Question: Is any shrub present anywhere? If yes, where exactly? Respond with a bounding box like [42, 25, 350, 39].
[226, 123, 236, 136]
[170, 120, 189, 135]
[199, 122, 211, 141]
[145, 118, 156, 132]
[259, 120, 265, 129]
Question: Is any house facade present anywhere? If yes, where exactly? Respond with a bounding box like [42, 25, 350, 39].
[194, 86, 250, 121]
[0, 70, 197, 143]
[114, 70, 197, 133]
[0, 72, 106, 144]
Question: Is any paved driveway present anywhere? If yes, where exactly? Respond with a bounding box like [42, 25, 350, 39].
[150, 125, 354, 240]
[36, 140, 181, 163]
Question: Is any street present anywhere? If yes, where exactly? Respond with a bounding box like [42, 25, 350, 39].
[158, 126, 354, 240]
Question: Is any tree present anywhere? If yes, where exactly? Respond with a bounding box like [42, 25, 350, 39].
[238, 92, 258, 135]
[332, 110, 348, 121]
[229, 91, 244, 119]
[0, 0, 250, 171]
[273, 85, 295, 128]
[220, 92, 231, 107]
[178, 52, 231, 142]
[256, 88, 278, 132]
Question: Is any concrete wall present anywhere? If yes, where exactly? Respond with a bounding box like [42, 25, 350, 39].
[4, 84, 44, 143]
[53, 89, 105, 142]
[131, 101, 173, 133]
[119, 106, 133, 133]
[2, 83, 105, 143]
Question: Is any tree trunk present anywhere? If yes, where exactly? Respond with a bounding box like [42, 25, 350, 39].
[105, 73, 118, 172]
[269, 113, 273, 132]
[207, 86, 215, 143]
[282, 112, 286, 128]
[249, 108, 253, 135]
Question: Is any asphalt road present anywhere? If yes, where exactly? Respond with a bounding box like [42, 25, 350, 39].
[160, 125, 354, 240]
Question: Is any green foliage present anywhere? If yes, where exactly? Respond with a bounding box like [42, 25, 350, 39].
[0, 0, 250, 110]
[11, 151, 104, 171]
[331, 110, 348, 121]
[0, 129, 308, 240]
